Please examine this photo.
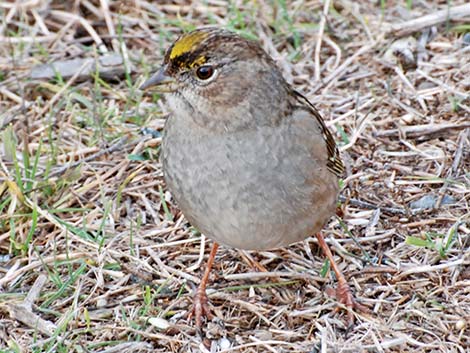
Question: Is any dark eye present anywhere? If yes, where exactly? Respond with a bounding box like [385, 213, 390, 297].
[195, 65, 214, 80]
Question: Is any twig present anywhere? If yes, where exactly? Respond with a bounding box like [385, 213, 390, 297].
[314, 0, 331, 82]
[395, 257, 468, 280]
[339, 196, 407, 215]
[436, 128, 469, 208]
[47, 136, 129, 178]
[386, 4, 470, 37]
[33, 59, 93, 121]
[7, 274, 58, 337]
[375, 123, 470, 139]
[23, 274, 48, 310]
[451, 129, 470, 175]
[311, 42, 376, 94]
[0, 253, 88, 288]
[416, 69, 468, 100]
[50, 10, 108, 53]
[224, 271, 322, 281]
[100, 0, 119, 52]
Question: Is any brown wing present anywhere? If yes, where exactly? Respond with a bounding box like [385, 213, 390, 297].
[294, 91, 344, 177]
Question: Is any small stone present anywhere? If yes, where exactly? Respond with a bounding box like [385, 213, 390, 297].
[219, 338, 231, 350]
[461, 78, 470, 90]
[462, 33, 470, 46]
[455, 319, 466, 330]
[148, 317, 171, 330]
[255, 330, 273, 341]
[384, 37, 417, 69]
[140, 127, 161, 138]
[96, 298, 107, 308]
[0, 254, 10, 262]
[409, 194, 455, 210]
[417, 81, 436, 90]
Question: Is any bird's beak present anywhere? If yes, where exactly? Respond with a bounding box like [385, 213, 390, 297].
[140, 66, 176, 92]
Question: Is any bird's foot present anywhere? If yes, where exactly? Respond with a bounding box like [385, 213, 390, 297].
[189, 286, 213, 335]
[187, 242, 219, 337]
[327, 280, 369, 326]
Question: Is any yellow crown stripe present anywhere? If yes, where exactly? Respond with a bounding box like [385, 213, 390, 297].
[170, 31, 209, 59]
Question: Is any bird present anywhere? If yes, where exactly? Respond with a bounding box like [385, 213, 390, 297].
[140, 27, 364, 331]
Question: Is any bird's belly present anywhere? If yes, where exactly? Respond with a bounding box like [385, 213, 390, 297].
[162, 128, 338, 250]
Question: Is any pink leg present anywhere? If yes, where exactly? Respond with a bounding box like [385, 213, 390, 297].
[315, 233, 368, 324]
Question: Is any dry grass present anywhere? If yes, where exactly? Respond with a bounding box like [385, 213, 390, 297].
[0, 1, 469, 352]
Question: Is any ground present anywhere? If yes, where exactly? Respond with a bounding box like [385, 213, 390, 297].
[0, 1, 469, 352]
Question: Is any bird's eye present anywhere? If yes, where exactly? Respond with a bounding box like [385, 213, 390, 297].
[195, 65, 215, 80]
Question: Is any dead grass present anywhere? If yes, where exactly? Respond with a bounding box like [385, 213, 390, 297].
[0, 1, 469, 352]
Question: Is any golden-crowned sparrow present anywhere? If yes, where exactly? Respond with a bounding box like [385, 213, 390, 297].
[141, 27, 364, 329]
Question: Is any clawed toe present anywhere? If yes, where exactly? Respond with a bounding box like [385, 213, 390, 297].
[187, 243, 219, 336]
[335, 280, 369, 325]
[190, 288, 213, 332]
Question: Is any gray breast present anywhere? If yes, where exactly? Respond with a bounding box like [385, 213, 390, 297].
[162, 114, 339, 250]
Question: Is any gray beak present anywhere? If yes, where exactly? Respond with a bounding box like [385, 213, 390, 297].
[140, 66, 175, 90]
